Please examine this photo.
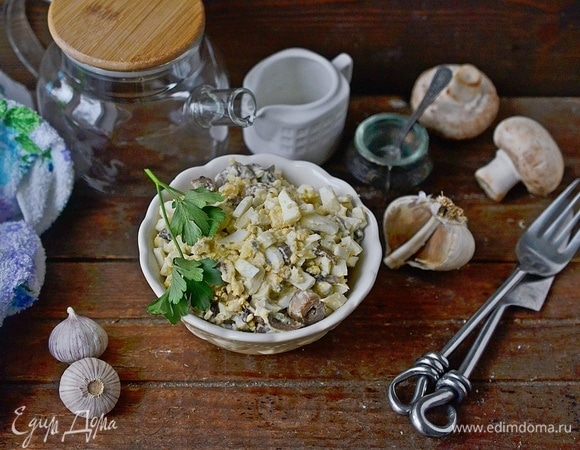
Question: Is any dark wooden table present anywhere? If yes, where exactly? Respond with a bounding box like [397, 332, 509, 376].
[1, 2, 578, 449]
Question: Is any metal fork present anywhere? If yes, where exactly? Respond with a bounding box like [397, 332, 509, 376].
[409, 275, 555, 437]
[388, 178, 580, 416]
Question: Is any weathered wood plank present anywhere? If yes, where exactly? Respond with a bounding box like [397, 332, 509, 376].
[3, 1, 578, 97]
[1, 306, 577, 383]
[0, 383, 576, 448]
[0, 2, 578, 448]
[206, 1, 580, 97]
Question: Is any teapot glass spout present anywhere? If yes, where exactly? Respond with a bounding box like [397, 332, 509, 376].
[186, 85, 257, 129]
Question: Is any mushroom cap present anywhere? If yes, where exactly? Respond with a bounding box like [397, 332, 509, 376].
[493, 116, 564, 195]
[410, 64, 499, 140]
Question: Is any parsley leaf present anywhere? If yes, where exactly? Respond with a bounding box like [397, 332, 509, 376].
[171, 188, 225, 246]
[144, 170, 225, 325]
[174, 257, 205, 282]
[186, 277, 215, 312]
[146, 291, 188, 325]
[198, 258, 223, 285]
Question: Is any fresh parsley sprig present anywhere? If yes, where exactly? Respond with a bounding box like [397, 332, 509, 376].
[144, 169, 226, 324]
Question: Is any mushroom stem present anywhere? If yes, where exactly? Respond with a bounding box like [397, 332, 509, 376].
[475, 149, 521, 202]
[447, 64, 482, 103]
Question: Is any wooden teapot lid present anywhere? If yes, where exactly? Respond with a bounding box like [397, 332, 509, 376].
[48, 0, 205, 72]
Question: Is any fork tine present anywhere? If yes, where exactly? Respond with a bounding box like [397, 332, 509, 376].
[567, 225, 580, 254]
[528, 179, 579, 235]
[554, 211, 580, 253]
[547, 192, 580, 247]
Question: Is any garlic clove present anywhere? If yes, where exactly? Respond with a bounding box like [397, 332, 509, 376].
[383, 192, 475, 271]
[49, 307, 109, 364]
[384, 195, 435, 249]
[59, 357, 120, 418]
[383, 194, 440, 268]
[410, 218, 475, 271]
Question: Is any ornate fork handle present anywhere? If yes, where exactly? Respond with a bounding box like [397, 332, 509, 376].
[408, 302, 509, 437]
[409, 370, 472, 437]
[388, 352, 449, 415]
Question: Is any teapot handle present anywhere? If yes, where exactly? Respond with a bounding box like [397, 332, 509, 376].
[3, 0, 51, 78]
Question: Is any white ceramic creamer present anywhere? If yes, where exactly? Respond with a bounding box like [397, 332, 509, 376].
[242, 48, 353, 164]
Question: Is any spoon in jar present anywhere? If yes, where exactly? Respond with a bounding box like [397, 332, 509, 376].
[377, 66, 453, 161]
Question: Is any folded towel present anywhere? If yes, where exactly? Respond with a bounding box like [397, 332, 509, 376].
[0, 220, 46, 327]
[0, 95, 74, 234]
[0, 84, 74, 327]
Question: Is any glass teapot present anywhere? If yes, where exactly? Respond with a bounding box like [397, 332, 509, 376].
[4, 0, 256, 192]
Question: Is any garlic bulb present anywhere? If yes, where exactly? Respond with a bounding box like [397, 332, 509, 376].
[49, 307, 108, 363]
[383, 192, 475, 270]
[59, 357, 121, 418]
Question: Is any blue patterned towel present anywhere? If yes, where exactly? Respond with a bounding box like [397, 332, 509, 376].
[0, 95, 74, 234]
[0, 87, 74, 326]
[0, 220, 46, 326]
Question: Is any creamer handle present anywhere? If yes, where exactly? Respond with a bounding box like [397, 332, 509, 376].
[3, 0, 51, 78]
[331, 53, 353, 84]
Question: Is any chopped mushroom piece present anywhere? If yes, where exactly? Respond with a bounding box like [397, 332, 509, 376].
[268, 311, 302, 331]
[475, 116, 564, 202]
[287, 290, 325, 326]
[410, 64, 499, 140]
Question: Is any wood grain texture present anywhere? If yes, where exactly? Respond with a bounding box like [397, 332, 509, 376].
[1, 311, 578, 383]
[0, 2, 578, 448]
[1, 1, 578, 95]
[0, 383, 577, 448]
[48, 0, 205, 70]
[0, 94, 577, 446]
[203, 0, 580, 96]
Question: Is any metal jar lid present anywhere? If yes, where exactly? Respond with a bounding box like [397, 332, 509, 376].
[48, 0, 205, 72]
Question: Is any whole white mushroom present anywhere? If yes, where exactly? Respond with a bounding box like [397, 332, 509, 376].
[410, 64, 499, 140]
[475, 116, 564, 201]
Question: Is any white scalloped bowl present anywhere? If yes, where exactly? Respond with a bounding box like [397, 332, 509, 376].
[138, 154, 381, 354]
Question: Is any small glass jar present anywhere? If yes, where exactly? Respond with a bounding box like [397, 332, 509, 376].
[346, 113, 432, 191]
